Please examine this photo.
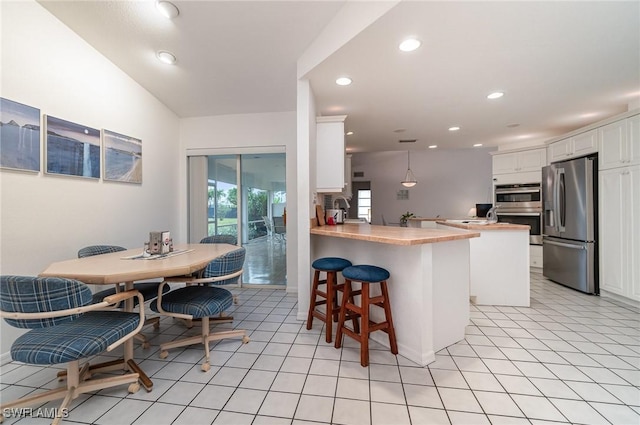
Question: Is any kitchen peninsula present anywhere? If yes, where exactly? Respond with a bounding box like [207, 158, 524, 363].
[310, 224, 480, 366]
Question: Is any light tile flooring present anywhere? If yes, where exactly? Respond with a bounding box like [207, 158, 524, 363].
[2, 272, 639, 425]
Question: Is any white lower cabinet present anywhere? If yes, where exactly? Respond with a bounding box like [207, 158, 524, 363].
[530, 244, 542, 268]
[599, 165, 640, 302]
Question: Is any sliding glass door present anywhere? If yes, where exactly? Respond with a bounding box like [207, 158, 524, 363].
[190, 152, 286, 286]
[207, 155, 238, 241]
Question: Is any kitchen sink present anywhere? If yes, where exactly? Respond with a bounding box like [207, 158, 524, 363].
[343, 218, 369, 224]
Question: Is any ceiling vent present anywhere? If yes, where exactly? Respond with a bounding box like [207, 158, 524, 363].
[398, 139, 417, 143]
[353, 171, 364, 178]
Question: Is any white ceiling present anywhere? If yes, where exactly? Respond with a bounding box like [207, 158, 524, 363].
[40, 1, 640, 152]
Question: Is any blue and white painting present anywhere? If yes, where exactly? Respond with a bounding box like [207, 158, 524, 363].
[45, 115, 100, 179]
[103, 129, 142, 184]
[0, 98, 41, 172]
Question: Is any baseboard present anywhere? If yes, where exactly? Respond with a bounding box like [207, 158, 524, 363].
[600, 290, 640, 309]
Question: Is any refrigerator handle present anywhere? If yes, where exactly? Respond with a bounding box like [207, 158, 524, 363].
[553, 168, 560, 232]
[544, 240, 586, 250]
[557, 168, 566, 233]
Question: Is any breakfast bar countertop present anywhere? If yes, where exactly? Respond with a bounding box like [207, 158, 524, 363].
[310, 223, 479, 246]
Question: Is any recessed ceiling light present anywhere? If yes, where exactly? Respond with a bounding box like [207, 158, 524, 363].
[336, 77, 352, 86]
[448, 126, 460, 131]
[399, 38, 421, 52]
[428, 145, 437, 149]
[487, 91, 504, 99]
[156, 1, 179, 19]
[346, 131, 354, 136]
[393, 128, 406, 133]
[156, 51, 176, 65]
[473, 143, 483, 147]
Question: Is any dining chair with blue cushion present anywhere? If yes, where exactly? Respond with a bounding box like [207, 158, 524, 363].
[0, 275, 144, 425]
[177, 237, 242, 305]
[199, 234, 237, 245]
[151, 247, 249, 372]
[78, 244, 169, 348]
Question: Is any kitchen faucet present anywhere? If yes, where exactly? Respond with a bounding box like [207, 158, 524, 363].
[486, 205, 499, 222]
[333, 195, 350, 210]
[333, 195, 351, 219]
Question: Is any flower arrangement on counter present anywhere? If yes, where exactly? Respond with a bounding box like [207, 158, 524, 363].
[399, 211, 415, 227]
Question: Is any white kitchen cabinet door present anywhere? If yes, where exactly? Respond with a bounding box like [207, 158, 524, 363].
[629, 165, 640, 301]
[628, 114, 640, 167]
[599, 168, 626, 296]
[572, 130, 598, 157]
[599, 115, 640, 171]
[549, 130, 597, 163]
[530, 244, 543, 269]
[518, 148, 546, 172]
[492, 148, 545, 175]
[548, 138, 572, 163]
[343, 154, 352, 199]
[599, 119, 627, 170]
[316, 116, 346, 193]
[599, 165, 640, 302]
[492, 152, 519, 174]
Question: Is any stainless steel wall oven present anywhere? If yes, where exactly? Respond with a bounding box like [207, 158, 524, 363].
[495, 183, 543, 245]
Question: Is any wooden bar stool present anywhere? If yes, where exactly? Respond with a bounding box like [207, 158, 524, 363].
[307, 257, 358, 343]
[335, 265, 398, 367]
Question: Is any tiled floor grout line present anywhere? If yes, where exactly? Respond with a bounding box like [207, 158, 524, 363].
[1, 277, 639, 424]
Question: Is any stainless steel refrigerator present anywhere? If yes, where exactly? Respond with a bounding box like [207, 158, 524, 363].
[542, 155, 598, 294]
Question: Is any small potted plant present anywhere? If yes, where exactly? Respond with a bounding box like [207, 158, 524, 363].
[399, 211, 415, 227]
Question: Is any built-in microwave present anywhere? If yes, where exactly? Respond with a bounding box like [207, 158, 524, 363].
[495, 183, 542, 211]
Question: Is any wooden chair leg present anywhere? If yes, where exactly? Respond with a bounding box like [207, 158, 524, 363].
[325, 271, 334, 343]
[360, 282, 370, 367]
[306, 270, 321, 330]
[349, 291, 360, 334]
[380, 281, 398, 354]
[334, 279, 351, 349]
[331, 272, 340, 323]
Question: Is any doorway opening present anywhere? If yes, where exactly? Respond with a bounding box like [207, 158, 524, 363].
[351, 181, 372, 222]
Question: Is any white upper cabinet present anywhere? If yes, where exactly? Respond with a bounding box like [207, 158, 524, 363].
[599, 114, 640, 170]
[343, 154, 352, 199]
[548, 129, 597, 163]
[492, 147, 546, 177]
[316, 115, 347, 193]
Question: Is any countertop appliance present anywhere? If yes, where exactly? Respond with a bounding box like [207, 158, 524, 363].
[494, 183, 543, 245]
[542, 155, 598, 294]
[326, 208, 345, 224]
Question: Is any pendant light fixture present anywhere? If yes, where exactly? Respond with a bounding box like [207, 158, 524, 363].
[401, 150, 417, 187]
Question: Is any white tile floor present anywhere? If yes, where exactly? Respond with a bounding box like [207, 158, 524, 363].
[1, 272, 639, 425]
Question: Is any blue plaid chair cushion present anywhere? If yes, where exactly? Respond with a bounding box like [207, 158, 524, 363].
[201, 247, 246, 285]
[11, 310, 141, 365]
[1, 276, 92, 329]
[77, 245, 126, 258]
[151, 286, 233, 319]
[200, 235, 237, 245]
